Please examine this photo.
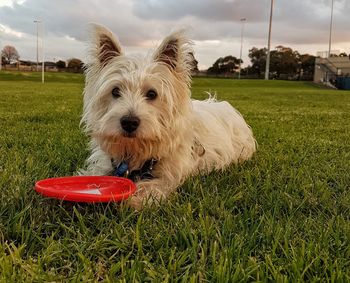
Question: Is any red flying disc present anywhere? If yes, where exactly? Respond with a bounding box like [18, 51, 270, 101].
[34, 176, 136, 203]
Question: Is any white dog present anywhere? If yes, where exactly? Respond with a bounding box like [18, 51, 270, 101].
[81, 24, 256, 209]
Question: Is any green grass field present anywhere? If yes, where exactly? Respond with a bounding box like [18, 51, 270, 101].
[1, 71, 350, 282]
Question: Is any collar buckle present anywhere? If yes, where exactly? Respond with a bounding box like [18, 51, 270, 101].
[111, 158, 157, 181]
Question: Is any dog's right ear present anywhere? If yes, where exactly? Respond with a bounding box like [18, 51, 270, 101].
[89, 24, 123, 66]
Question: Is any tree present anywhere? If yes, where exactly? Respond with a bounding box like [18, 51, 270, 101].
[248, 46, 315, 80]
[1, 45, 20, 64]
[248, 47, 267, 76]
[67, 58, 83, 72]
[207, 55, 241, 74]
[299, 53, 315, 80]
[269, 47, 299, 77]
[339, 52, 348, 57]
[56, 60, 66, 69]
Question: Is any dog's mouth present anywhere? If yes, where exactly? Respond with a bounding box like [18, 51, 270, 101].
[92, 131, 137, 141]
[122, 132, 137, 138]
[94, 130, 159, 144]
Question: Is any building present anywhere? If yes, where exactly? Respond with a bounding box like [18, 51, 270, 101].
[314, 56, 350, 86]
[2, 60, 58, 71]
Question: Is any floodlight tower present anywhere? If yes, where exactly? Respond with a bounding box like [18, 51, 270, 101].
[34, 20, 44, 83]
[265, 0, 274, 80]
[238, 18, 246, 79]
[41, 21, 45, 83]
[34, 20, 41, 71]
[328, 0, 334, 57]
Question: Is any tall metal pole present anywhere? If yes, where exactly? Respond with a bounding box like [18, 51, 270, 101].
[41, 21, 45, 83]
[238, 18, 246, 80]
[328, 0, 334, 58]
[34, 20, 41, 71]
[265, 0, 274, 80]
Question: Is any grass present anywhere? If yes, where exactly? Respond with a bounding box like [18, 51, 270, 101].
[0, 71, 350, 282]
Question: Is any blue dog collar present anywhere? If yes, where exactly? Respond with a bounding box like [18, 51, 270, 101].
[111, 158, 157, 182]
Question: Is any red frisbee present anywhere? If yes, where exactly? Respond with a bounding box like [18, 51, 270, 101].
[34, 176, 136, 203]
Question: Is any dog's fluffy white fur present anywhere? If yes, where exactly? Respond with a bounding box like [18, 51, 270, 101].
[81, 24, 256, 209]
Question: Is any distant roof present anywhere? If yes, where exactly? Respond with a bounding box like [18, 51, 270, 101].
[18, 60, 56, 66]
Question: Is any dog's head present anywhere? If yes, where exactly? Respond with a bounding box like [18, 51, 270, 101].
[82, 24, 194, 162]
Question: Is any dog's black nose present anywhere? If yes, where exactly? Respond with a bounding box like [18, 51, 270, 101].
[120, 116, 140, 133]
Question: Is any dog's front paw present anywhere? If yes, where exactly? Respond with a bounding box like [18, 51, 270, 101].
[128, 181, 166, 210]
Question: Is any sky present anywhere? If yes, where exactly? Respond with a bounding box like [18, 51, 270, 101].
[0, 0, 349, 70]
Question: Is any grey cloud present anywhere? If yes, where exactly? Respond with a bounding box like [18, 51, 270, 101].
[132, 0, 268, 22]
[0, 0, 349, 64]
[1, 0, 349, 45]
[132, 0, 350, 44]
[0, 0, 168, 46]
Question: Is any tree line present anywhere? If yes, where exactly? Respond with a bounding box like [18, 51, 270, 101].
[2, 44, 348, 80]
[1, 45, 84, 72]
[205, 45, 329, 80]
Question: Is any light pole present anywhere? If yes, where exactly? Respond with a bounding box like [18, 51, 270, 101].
[34, 20, 44, 83]
[265, 0, 274, 80]
[41, 21, 45, 83]
[238, 18, 246, 80]
[34, 20, 41, 71]
[328, 0, 334, 58]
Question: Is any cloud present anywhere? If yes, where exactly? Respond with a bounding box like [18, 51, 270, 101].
[0, 0, 151, 44]
[132, 0, 268, 22]
[132, 0, 350, 43]
[0, 23, 24, 38]
[0, 0, 349, 68]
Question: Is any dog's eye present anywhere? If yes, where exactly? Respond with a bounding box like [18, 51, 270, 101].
[112, 87, 121, 98]
[146, 89, 157, 100]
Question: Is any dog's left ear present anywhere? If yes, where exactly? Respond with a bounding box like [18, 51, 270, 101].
[153, 30, 193, 73]
[89, 23, 123, 66]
